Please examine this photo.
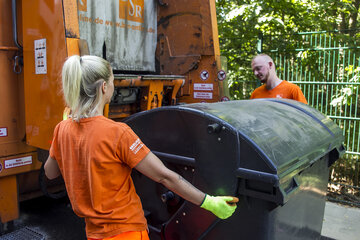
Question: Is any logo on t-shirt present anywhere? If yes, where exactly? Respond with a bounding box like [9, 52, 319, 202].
[276, 94, 283, 98]
[130, 138, 144, 154]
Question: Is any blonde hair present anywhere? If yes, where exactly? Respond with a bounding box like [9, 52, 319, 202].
[62, 55, 111, 121]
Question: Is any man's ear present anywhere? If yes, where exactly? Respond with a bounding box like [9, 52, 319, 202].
[268, 62, 273, 68]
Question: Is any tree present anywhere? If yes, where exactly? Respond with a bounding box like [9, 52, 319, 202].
[216, 0, 360, 99]
[216, 0, 360, 199]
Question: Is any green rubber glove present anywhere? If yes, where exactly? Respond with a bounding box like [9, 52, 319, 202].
[200, 194, 238, 219]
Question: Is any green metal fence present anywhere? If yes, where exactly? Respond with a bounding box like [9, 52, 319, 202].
[260, 30, 360, 194]
[261, 31, 360, 157]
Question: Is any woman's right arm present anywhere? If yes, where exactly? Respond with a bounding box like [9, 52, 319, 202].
[135, 152, 238, 219]
[135, 152, 205, 205]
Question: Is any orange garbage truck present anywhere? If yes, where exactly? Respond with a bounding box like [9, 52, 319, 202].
[0, 0, 227, 231]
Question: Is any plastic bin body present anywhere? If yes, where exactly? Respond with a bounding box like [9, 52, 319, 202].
[125, 99, 345, 240]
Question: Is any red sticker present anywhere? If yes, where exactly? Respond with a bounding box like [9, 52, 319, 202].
[200, 70, 209, 81]
[0, 127, 8, 137]
[217, 70, 226, 81]
[220, 96, 230, 102]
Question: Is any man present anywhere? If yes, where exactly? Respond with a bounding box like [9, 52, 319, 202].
[250, 54, 308, 104]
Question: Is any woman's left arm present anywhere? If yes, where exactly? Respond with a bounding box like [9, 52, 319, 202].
[44, 156, 61, 179]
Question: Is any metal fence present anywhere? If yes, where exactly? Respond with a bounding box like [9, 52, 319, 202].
[261, 30, 360, 158]
[260, 30, 360, 196]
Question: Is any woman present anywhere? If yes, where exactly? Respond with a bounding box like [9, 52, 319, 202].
[44, 55, 237, 240]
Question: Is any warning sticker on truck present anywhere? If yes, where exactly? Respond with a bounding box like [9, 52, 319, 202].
[194, 92, 213, 99]
[34, 39, 47, 74]
[0, 127, 7, 137]
[4, 156, 32, 169]
[194, 83, 213, 91]
[200, 70, 209, 81]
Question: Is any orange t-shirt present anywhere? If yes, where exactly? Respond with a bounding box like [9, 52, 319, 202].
[50, 116, 150, 239]
[250, 80, 308, 104]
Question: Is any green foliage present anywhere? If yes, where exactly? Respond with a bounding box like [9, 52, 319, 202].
[331, 66, 360, 107]
[216, 0, 360, 190]
[216, 0, 360, 100]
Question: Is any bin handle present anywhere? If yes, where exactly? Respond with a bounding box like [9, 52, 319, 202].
[152, 151, 195, 166]
[236, 168, 279, 186]
[283, 177, 299, 195]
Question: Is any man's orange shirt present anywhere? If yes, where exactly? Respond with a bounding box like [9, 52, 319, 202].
[50, 116, 150, 239]
[250, 80, 308, 104]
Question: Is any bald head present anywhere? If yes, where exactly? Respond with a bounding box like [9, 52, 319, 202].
[252, 54, 274, 66]
[251, 54, 277, 85]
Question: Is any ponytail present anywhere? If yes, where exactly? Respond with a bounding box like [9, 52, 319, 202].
[62, 55, 82, 113]
[61, 55, 112, 121]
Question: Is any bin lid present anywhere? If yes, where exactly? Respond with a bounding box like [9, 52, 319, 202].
[183, 99, 344, 176]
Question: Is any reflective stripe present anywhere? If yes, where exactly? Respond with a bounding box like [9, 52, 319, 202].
[87, 230, 149, 240]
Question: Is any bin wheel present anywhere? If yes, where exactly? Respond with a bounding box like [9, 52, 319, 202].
[38, 162, 67, 199]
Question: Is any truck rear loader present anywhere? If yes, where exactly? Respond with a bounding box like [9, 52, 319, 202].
[0, 0, 226, 233]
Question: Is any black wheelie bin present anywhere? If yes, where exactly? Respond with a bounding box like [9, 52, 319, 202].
[124, 99, 345, 240]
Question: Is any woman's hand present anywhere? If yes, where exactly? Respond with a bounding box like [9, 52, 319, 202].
[200, 195, 238, 219]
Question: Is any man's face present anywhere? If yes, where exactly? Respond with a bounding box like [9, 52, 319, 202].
[251, 57, 270, 84]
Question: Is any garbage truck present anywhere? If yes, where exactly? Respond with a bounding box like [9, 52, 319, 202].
[0, 0, 227, 232]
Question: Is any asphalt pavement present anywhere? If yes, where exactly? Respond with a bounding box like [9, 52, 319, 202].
[0, 197, 359, 240]
[321, 201, 360, 240]
[1, 196, 86, 240]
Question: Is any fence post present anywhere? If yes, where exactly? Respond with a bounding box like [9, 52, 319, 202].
[257, 32, 263, 53]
